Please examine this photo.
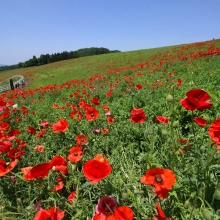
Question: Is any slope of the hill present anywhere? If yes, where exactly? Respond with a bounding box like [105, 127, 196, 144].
[0, 44, 188, 89]
[0, 39, 219, 91]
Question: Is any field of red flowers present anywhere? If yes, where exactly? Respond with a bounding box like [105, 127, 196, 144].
[0, 39, 220, 219]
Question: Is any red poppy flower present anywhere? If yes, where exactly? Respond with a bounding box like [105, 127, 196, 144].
[52, 103, 59, 108]
[82, 103, 93, 111]
[28, 126, 36, 134]
[76, 134, 88, 146]
[85, 107, 99, 121]
[14, 115, 22, 123]
[52, 118, 68, 133]
[94, 154, 109, 163]
[7, 129, 20, 140]
[179, 89, 213, 111]
[135, 84, 142, 90]
[34, 206, 65, 220]
[113, 206, 134, 220]
[106, 90, 113, 97]
[21, 106, 28, 115]
[0, 121, 10, 131]
[68, 146, 83, 162]
[53, 175, 65, 192]
[26, 162, 52, 180]
[92, 206, 134, 220]
[15, 138, 27, 148]
[68, 191, 76, 204]
[69, 110, 83, 120]
[152, 203, 175, 220]
[65, 102, 70, 107]
[177, 138, 188, 144]
[130, 108, 146, 123]
[34, 145, 44, 152]
[176, 79, 182, 87]
[155, 116, 169, 124]
[193, 117, 207, 127]
[208, 118, 220, 144]
[0, 108, 10, 120]
[70, 104, 77, 110]
[0, 131, 5, 141]
[50, 155, 68, 175]
[138, 72, 144, 76]
[107, 117, 115, 124]
[102, 105, 110, 111]
[169, 73, 174, 77]
[0, 141, 11, 154]
[78, 100, 86, 108]
[83, 155, 112, 184]
[7, 148, 24, 160]
[90, 97, 100, 105]
[0, 98, 6, 107]
[36, 129, 47, 138]
[92, 213, 108, 220]
[21, 166, 35, 180]
[0, 159, 17, 177]
[102, 128, 109, 134]
[140, 168, 176, 198]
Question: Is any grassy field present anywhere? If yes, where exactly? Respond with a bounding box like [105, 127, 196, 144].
[0, 44, 190, 89]
[0, 39, 220, 220]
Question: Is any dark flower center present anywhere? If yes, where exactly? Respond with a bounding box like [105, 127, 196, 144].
[74, 152, 78, 156]
[154, 175, 164, 184]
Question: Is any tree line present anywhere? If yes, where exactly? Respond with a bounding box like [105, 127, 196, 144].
[0, 47, 120, 71]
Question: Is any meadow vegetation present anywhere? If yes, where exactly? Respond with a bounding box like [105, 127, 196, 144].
[0, 39, 220, 219]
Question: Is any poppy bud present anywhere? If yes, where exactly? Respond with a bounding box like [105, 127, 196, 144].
[189, 81, 194, 86]
[139, 190, 144, 195]
[144, 130, 151, 137]
[183, 200, 190, 209]
[172, 121, 179, 127]
[16, 198, 24, 212]
[10, 176, 16, 184]
[17, 206, 22, 212]
[214, 189, 220, 200]
[47, 186, 53, 191]
[134, 189, 139, 194]
[162, 129, 168, 136]
[166, 94, 173, 102]
[139, 153, 147, 162]
[122, 193, 129, 202]
[71, 164, 77, 172]
[201, 208, 213, 220]
[200, 145, 206, 153]
[134, 189, 144, 195]
[198, 189, 203, 198]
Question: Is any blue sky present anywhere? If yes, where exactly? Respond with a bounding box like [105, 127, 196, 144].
[1, 0, 220, 65]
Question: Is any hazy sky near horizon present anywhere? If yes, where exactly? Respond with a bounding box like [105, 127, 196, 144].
[1, 0, 220, 65]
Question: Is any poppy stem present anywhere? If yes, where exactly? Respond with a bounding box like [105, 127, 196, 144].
[170, 86, 175, 150]
[191, 111, 197, 147]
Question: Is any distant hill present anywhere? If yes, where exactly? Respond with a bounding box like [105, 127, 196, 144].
[0, 47, 120, 71]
